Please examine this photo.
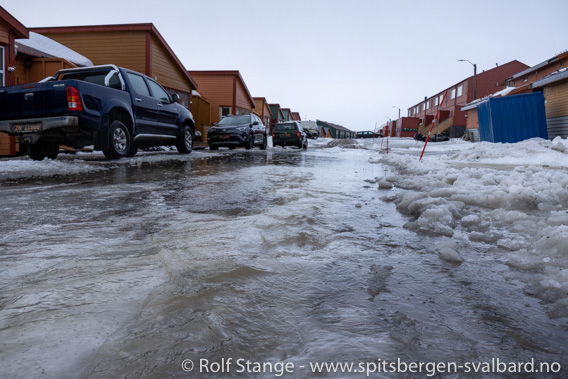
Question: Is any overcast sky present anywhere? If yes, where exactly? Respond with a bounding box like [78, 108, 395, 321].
[3, 0, 568, 131]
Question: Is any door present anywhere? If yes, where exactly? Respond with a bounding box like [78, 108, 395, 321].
[252, 114, 265, 143]
[147, 79, 178, 136]
[126, 72, 158, 135]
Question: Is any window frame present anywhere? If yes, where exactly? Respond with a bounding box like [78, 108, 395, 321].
[0, 45, 5, 87]
[127, 72, 151, 97]
[457, 85, 463, 97]
[147, 78, 172, 103]
[220, 106, 232, 119]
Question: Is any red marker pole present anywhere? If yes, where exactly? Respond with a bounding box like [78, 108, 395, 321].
[419, 91, 448, 161]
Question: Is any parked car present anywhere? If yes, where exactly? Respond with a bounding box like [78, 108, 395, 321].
[0, 64, 195, 160]
[208, 114, 268, 150]
[356, 131, 380, 139]
[273, 121, 308, 149]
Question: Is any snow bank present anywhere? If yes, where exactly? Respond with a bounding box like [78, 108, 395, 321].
[368, 137, 568, 318]
[0, 157, 107, 180]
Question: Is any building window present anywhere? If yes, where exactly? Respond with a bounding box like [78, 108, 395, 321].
[220, 106, 232, 118]
[450, 88, 456, 99]
[434, 96, 439, 106]
[0, 45, 5, 87]
[457, 85, 463, 97]
[422, 103, 425, 111]
[523, 77, 528, 83]
[426, 100, 430, 110]
[235, 107, 250, 116]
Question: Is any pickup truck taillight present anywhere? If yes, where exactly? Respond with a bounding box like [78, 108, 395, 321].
[67, 86, 83, 111]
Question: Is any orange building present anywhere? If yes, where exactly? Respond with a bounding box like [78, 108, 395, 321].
[188, 70, 256, 124]
[1, 6, 90, 156]
[31, 23, 197, 111]
[253, 97, 273, 128]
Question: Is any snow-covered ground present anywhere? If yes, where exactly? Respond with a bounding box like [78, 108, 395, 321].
[362, 136, 568, 319]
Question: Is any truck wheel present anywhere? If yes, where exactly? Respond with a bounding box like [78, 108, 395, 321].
[127, 145, 138, 157]
[176, 125, 194, 154]
[245, 133, 254, 150]
[103, 120, 130, 159]
[29, 142, 59, 161]
[260, 135, 267, 150]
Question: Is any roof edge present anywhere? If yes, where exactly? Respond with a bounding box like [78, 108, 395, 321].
[0, 6, 29, 39]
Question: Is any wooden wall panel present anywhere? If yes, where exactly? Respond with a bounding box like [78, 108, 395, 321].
[150, 35, 191, 93]
[0, 20, 9, 44]
[190, 72, 235, 123]
[38, 31, 147, 73]
[544, 81, 568, 118]
[235, 79, 253, 111]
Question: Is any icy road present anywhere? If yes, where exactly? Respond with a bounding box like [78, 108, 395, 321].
[1, 138, 567, 378]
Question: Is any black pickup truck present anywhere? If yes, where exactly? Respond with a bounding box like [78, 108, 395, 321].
[0, 64, 195, 160]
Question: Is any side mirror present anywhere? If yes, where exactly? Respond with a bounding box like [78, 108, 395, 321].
[253, 121, 259, 126]
[171, 93, 180, 103]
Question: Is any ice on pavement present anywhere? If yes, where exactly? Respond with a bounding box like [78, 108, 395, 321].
[1, 136, 568, 320]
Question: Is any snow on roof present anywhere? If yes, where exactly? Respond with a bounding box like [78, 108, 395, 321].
[532, 67, 568, 89]
[16, 32, 93, 67]
[460, 86, 518, 111]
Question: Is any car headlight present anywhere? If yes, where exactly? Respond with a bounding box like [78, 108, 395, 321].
[236, 126, 247, 131]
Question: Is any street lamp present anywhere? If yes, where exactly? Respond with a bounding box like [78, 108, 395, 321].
[392, 106, 401, 119]
[458, 59, 477, 100]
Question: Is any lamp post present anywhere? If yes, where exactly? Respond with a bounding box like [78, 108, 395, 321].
[458, 59, 477, 100]
[392, 106, 401, 119]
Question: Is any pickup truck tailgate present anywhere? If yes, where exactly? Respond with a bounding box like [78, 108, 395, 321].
[0, 82, 69, 120]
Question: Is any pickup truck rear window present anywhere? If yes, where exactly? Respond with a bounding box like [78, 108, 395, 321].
[127, 73, 151, 97]
[61, 70, 122, 90]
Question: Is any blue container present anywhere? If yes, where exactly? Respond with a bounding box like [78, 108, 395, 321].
[477, 92, 548, 143]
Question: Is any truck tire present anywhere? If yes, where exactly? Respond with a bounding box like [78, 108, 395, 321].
[127, 145, 138, 157]
[29, 142, 59, 161]
[103, 120, 130, 159]
[260, 134, 267, 150]
[245, 133, 254, 150]
[176, 125, 194, 154]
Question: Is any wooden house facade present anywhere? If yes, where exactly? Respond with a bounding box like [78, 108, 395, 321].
[1, 7, 90, 156]
[188, 70, 255, 125]
[268, 104, 285, 133]
[0, 6, 27, 156]
[253, 97, 272, 129]
[532, 69, 568, 138]
[316, 120, 355, 139]
[31, 23, 197, 110]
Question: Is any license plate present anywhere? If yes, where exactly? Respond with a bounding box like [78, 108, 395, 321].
[218, 134, 230, 139]
[12, 123, 42, 133]
[281, 133, 291, 137]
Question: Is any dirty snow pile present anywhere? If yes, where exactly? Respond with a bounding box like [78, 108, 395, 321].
[367, 136, 568, 318]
